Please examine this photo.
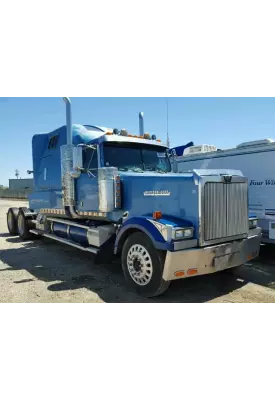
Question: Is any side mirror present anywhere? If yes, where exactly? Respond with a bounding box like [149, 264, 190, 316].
[167, 149, 176, 158]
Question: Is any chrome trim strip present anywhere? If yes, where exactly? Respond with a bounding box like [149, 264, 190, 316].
[40, 208, 107, 218]
[29, 230, 98, 253]
[47, 217, 90, 229]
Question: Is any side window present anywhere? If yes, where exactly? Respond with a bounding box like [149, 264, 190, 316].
[48, 135, 59, 149]
[83, 148, 98, 170]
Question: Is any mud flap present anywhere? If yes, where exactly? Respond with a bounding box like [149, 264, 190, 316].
[93, 235, 116, 265]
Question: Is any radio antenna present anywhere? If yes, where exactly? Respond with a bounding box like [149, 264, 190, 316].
[166, 98, 170, 148]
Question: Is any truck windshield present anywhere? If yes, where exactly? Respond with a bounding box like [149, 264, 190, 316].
[104, 143, 171, 173]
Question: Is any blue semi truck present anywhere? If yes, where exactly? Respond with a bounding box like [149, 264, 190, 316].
[7, 98, 262, 297]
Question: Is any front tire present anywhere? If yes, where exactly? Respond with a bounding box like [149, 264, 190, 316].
[121, 232, 170, 297]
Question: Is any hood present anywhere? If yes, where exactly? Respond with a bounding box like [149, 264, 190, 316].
[119, 172, 199, 230]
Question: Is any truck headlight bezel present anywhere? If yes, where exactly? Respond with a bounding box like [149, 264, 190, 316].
[249, 218, 258, 229]
[172, 227, 194, 240]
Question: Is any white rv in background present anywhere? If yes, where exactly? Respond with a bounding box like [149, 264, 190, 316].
[174, 139, 275, 244]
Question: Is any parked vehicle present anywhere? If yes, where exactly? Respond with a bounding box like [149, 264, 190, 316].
[7, 99, 261, 297]
[173, 139, 275, 244]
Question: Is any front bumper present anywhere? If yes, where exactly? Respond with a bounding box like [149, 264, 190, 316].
[162, 227, 262, 281]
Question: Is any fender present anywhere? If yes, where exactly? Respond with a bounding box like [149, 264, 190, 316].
[114, 216, 173, 254]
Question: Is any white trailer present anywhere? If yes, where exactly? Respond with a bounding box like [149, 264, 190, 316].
[174, 139, 275, 244]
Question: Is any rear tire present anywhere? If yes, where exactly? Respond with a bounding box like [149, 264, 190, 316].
[121, 232, 170, 297]
[17, 209, 35, 240]
[7, 208, 19, 235]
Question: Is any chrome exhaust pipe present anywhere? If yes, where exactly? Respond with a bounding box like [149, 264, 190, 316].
[63, 97, 72, 145]
[139, 112, 144, 136]
[61, 97, 81, 219]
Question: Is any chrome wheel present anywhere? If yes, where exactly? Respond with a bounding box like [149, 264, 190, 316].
[17, 213, 25, 237]
[127, 244, 153, 286]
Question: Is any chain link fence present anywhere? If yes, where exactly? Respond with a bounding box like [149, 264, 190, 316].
[0, 189, 31, 199]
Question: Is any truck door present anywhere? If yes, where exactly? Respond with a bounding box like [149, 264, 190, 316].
[36, 155, 52, 190]
[75, 146, 99, 211]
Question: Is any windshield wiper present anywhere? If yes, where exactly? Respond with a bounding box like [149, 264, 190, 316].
[129, 167, 144, 173]
[146, 167, 167, 174]
[118, 167, 144, 173]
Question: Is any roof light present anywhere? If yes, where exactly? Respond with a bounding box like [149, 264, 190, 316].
[120, 129, 128, 136]
[113, 128, 120, 135]
[151, 134, 157, 140]
[106, 131, 113, 135]
[144, 133, 151, 139]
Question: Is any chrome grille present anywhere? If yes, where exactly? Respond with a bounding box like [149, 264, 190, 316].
[203, 182, 248, 243]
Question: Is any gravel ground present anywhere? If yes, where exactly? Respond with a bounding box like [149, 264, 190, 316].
[1, 199, 275, 303]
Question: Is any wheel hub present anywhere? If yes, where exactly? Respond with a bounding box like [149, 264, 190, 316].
[133, 257, 142, 272]
[127, 244, 153, 286]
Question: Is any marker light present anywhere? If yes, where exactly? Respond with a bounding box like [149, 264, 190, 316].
[187, 268, 198, 276]
[153, 211, 162, 220]
[151, 134, 157, 140]
[144, 133, 151, 139]
[106, 131, 113, 135]
[114, 176, 121, 208]
[113, 128, 120, 135]
[174, 271, 185, 277]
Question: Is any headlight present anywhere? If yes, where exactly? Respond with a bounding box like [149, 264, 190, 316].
[172, 227, 194, 240]
[249, 218, 258, 229]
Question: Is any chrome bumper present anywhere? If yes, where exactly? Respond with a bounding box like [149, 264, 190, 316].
[162, 228, 262, 281]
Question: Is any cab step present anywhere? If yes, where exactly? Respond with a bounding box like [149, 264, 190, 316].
[29, 229, 99, 254]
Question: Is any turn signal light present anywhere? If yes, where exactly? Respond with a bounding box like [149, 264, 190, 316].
[153, 211, 162, 220]
[187, 268, 198, 276]
[174, 271, 185, 277]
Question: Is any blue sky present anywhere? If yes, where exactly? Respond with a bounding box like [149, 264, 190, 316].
[1, 97, 275, 186]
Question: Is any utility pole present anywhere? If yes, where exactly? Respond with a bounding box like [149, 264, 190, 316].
[166, 98, 170, 148]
